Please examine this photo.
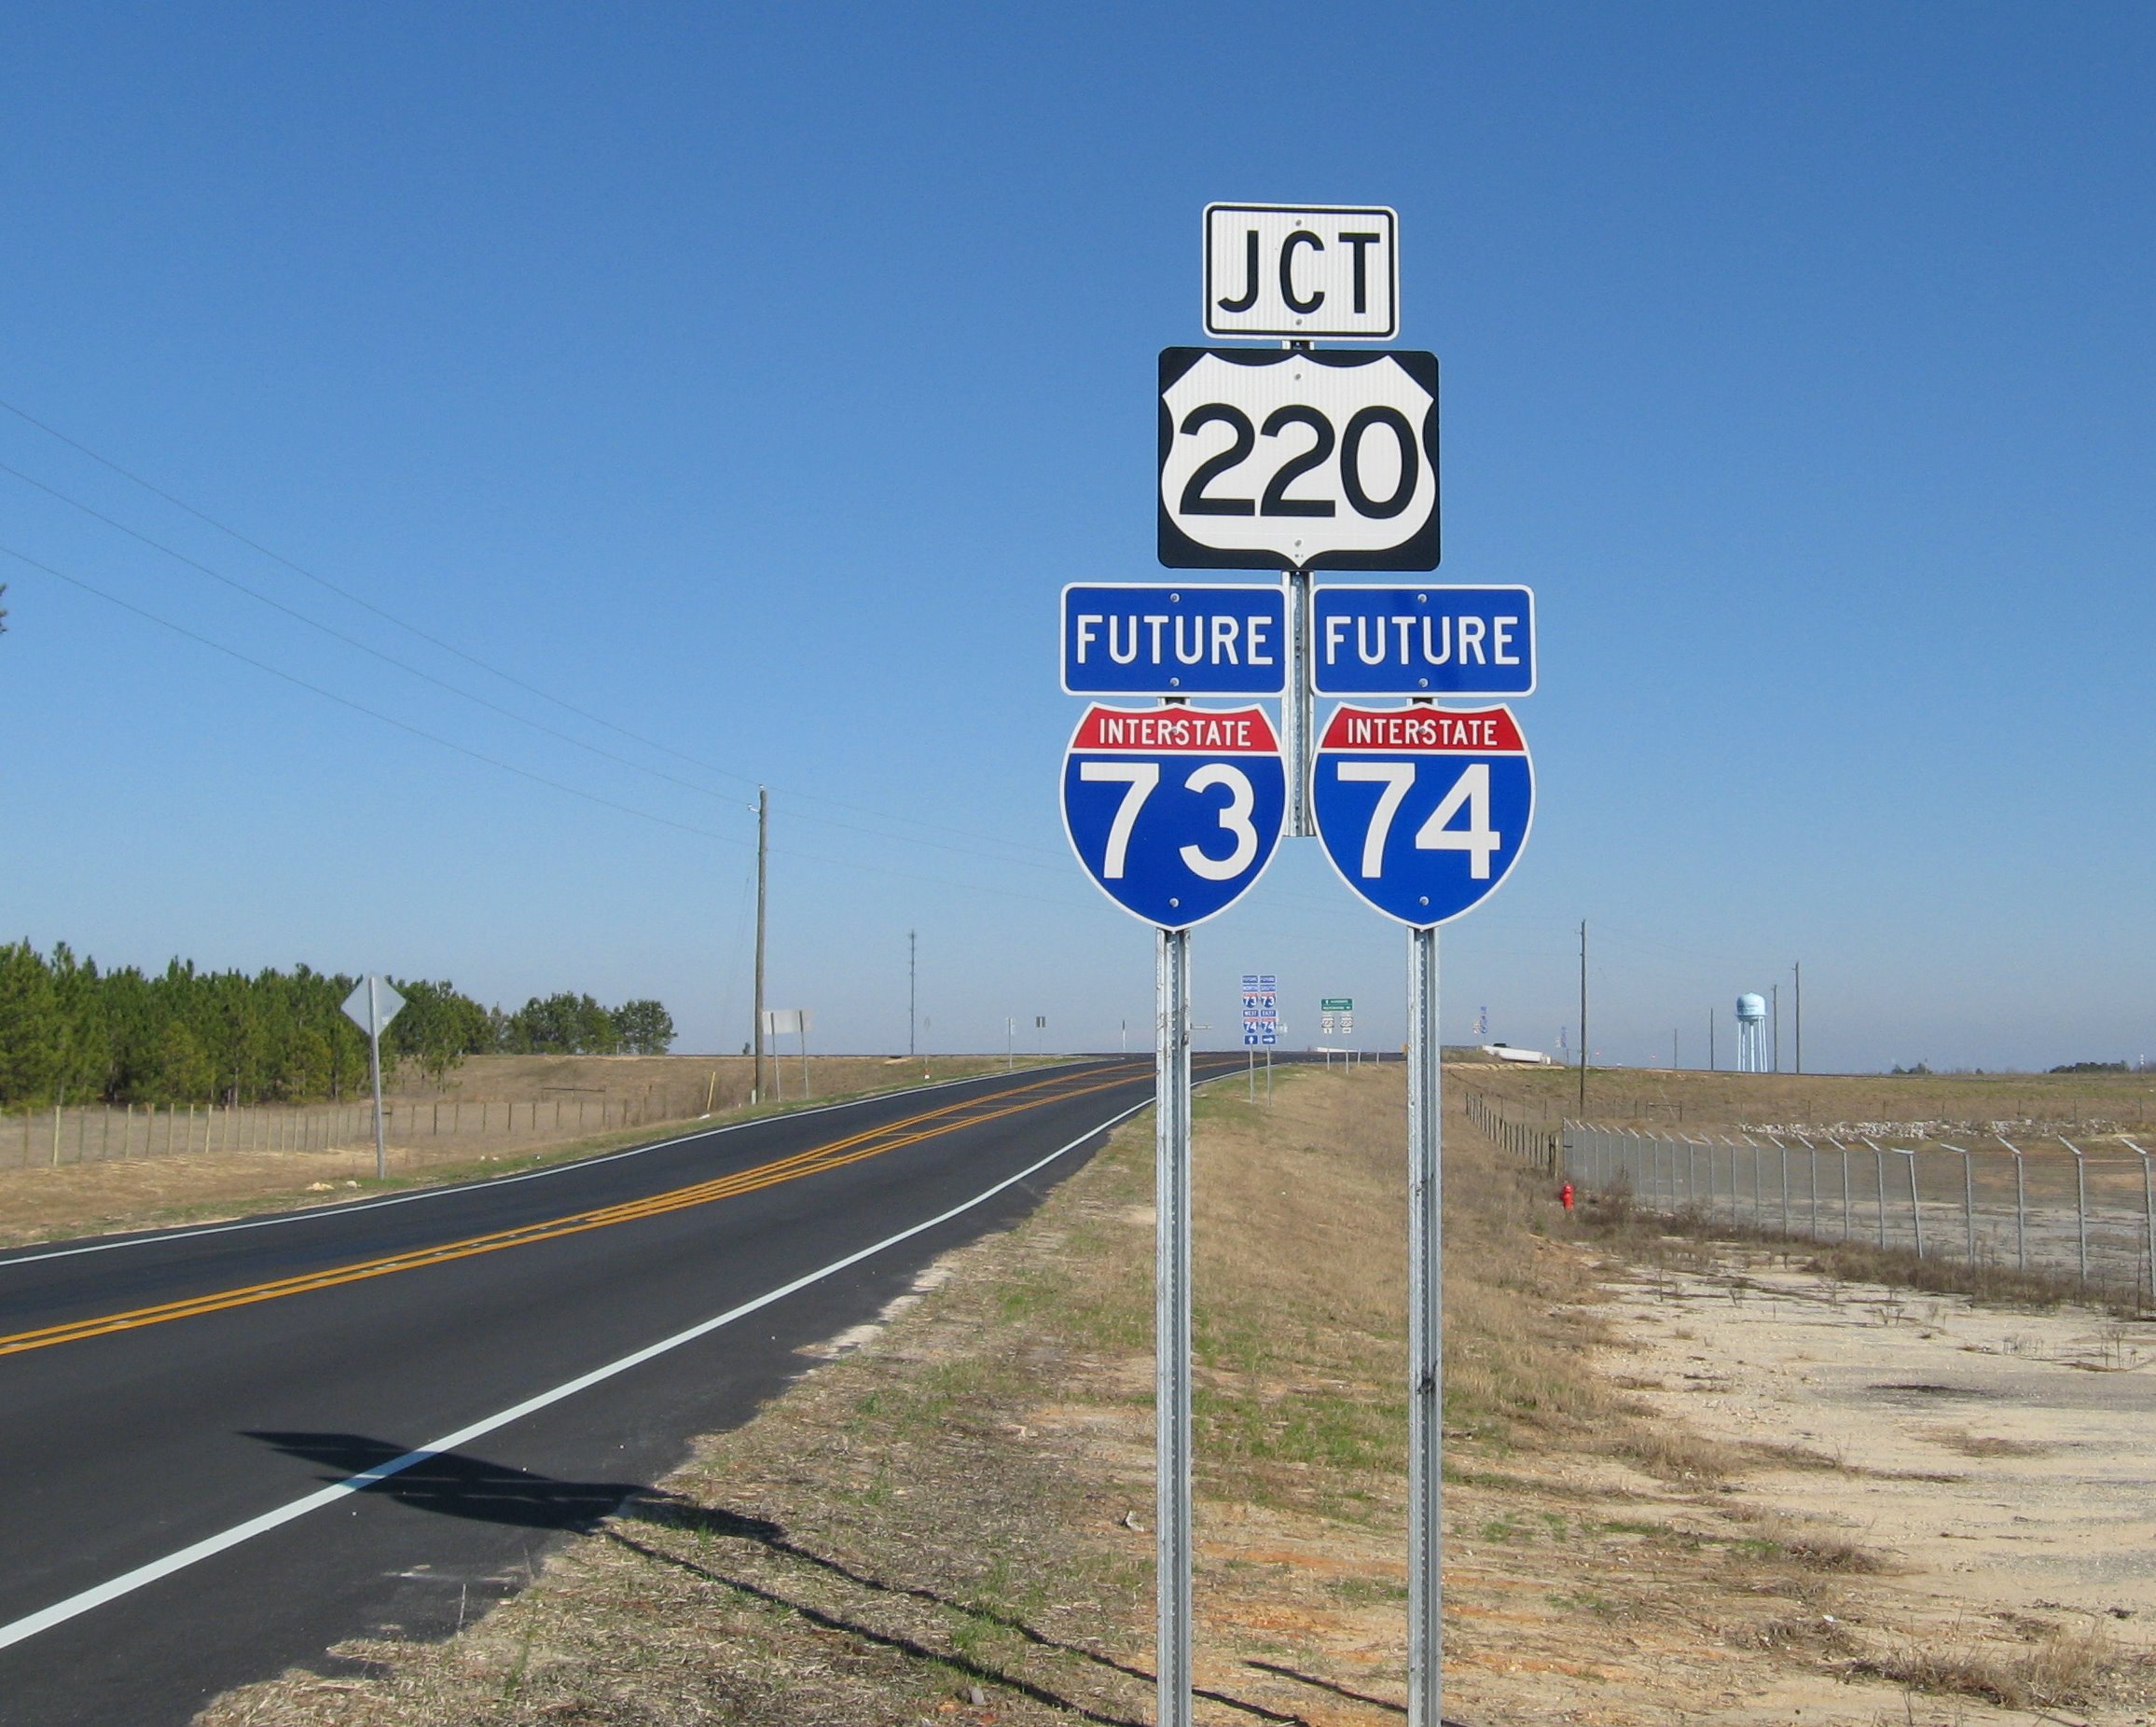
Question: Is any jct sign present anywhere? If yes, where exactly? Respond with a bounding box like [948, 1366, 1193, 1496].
[1204, 204, 1398, 339]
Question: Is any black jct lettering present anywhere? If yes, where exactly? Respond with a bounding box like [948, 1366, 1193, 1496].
[1340, 231, 1381, 313]
[1216, 229, 1260, 314]
[1279, 230, 1324, 314]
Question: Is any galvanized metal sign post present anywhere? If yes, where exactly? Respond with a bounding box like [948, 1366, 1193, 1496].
[340, 976, 405, 1182]
[1311, 694, 1534, 1727]
[1060, 702, 1281, 1727]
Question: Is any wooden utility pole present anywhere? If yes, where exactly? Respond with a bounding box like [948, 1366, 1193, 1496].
[753, 787, 767, 1104]
[1794, 961, 1803, 1074]
[908, 929, 918, 1058]
[1577, 919, 1588, 1112]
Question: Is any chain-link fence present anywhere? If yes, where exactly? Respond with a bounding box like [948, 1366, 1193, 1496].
[1550, 1115, 2156, 1307]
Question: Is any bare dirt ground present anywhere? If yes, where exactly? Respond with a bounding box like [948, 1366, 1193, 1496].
[192, 1067, 2156, 1726]
[0, 1056, 1014, 1250]
[1605, 1249, 2156, 1646]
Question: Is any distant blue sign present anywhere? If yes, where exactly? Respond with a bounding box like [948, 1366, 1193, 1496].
[1062, 704, 1286, 928]
[1061, 583, 1287, 697]
[1312, 585, 1535, 698]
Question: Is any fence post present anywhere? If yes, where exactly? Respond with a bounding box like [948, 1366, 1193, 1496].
[2062, 1139, 2089, 1292]
[1862, 1138, 1888, 1249]
[1944, 1145, 1974, 1264]
[2124, 1140, 2155, 1312]
[1906, 1150, 1924, 1260]
[1997, 1135, 2027, 1271]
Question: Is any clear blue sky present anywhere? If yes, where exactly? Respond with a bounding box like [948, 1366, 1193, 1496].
[2, 4, 2149, 1071]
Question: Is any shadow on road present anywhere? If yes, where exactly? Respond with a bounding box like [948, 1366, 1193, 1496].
[242, 1430, 644, 1533]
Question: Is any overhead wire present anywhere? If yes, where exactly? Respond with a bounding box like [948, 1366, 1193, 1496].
[0, 540, 1101, 915]
[0, 394, 1071, 867]
[0, 540, 747, 847]
[0, 457, 1074, 875]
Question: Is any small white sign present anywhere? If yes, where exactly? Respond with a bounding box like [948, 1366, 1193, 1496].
[1205, 204, 1398, 340]
[761, 1008, 812, 1037]
[340, 976, 405, 1034]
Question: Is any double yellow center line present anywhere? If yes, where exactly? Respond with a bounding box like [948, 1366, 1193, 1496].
[0, 1066, 1143, 1360]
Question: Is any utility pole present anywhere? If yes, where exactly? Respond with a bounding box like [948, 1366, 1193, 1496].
[908, 929, 918, 1058]
[1672, 1029, 1679, 1071]
[1793, 961, 1802, 1074]
[1772, 983, 1780, 1073]
[1708, 1008, 1716, 1071]
[753, 787, 767, 1105]
[1577, 919, 1588, 1112]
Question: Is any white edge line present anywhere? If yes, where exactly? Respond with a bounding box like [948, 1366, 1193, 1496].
[0, 1090, 1161, 1653]
[0, 1064, 1096, 1271]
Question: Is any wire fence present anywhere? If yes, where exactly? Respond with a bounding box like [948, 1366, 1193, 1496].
[1522, 1108, 2156, 1309]
[1462, 1088, 1563, 1173]
[0, 1084, 719, 1174]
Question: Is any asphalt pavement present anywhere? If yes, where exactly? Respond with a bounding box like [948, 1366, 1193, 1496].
[0, 1056, 1233, 1726]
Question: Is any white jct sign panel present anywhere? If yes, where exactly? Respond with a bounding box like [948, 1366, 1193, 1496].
[1204, 204, 1398, 340]
[1158, 348, 1440, 572]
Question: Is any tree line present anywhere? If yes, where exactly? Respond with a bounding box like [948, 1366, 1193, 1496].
[0, 941, 675, 1108]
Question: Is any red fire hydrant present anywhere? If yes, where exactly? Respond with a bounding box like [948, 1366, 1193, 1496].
[1559, 1180, 1575, 1211]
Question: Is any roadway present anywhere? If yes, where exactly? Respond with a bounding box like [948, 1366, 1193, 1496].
[0, 1056, 1244, 1725]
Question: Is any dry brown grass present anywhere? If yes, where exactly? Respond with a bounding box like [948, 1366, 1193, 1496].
[1458, 1059, 2156, 1139]
[1861, 1619, 2141, 1710]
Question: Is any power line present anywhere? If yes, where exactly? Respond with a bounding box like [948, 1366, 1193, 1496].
[0, 457, 1070, 874]
[0, 394, 1071, 868]
[0, 457, 754, 808]
[0, 539, 751, 846]
[0, 540, 1100, 915]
